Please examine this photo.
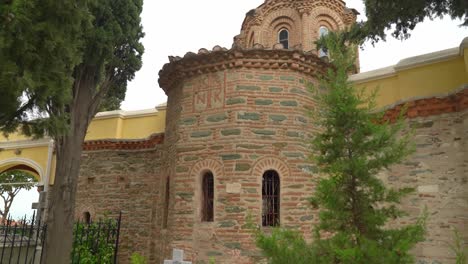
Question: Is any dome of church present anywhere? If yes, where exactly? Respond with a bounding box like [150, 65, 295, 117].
[235, 0, 358, 52]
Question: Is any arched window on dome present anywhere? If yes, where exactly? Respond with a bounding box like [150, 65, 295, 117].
[278, 29, 289, 49]
[201, 171, 214, 222]
[318, 26, 329, 58]
[262, 170, 280, 226]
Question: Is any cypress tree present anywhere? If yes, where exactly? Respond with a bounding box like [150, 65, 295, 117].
[308, 32, 426, 264]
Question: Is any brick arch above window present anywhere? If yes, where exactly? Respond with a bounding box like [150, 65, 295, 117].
[190, 159, 223, 222]
[189, 159, 224, 179]
[317, 20, 335, 33]
[262, 8, 302, 29]
[75, 205, 96, 222]
[261, 8, 302, 48]
[252, 156, 290, 179]
[308, 7, 344, 30]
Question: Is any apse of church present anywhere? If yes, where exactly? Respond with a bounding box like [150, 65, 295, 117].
[156, 1, 359, 263]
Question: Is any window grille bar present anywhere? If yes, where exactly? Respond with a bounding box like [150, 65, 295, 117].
[262, 170, 280, 226]
[202, 172, 214, 222]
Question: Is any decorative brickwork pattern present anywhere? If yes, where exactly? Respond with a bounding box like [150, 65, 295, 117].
[252, 156, 290, 180]
[159, 48, 328, 92]
[238, 0, 356, 52]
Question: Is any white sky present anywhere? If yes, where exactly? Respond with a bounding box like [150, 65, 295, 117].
[10, 0, 467, 219]
[121, 0, 467, 111]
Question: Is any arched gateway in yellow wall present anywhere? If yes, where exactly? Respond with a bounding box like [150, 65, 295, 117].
[0, 105, 167, 188]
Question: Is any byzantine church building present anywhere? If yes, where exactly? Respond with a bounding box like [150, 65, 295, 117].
[0, 0, 466, 263]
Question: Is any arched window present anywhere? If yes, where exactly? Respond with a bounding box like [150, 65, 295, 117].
[278, 29, 289, 49]
[262, 170, 280, 226]
[248, 32, 255, 48]
[163, 177, 170, 229]
[318, 26, 329, 58]
[202, 171, 214, 222]
[83, 212, 91, 225]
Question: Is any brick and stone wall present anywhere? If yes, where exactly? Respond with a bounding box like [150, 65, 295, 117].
[76, 146, 166, 263]
[72, 0, 466, 261]
[383, 109, 468, 264]
[74, 95, 467, 264]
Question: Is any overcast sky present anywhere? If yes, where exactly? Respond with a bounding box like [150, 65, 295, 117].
[121, 0, 467, 111]
[11, 0, 467, 219]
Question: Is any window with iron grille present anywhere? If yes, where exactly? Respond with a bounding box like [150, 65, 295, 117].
[163, 177, 170, 229]
[262, 170, 280, 226]
[278, 29, 289, 49]
[202, 171, 214, 222]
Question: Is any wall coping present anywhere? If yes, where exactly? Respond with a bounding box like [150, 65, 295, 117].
[0, 137, 52, 149]
[94, 108, 162, 120]
[350, 37, 468, 84]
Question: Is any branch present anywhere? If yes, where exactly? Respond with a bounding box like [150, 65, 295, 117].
[89, 75, 113, 118]
[0, 94, 37, 126]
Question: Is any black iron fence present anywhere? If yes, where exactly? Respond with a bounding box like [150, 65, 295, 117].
[71, 212, 122, 264]
[0, 211, 46, 264]
[0, 211, 121, 264]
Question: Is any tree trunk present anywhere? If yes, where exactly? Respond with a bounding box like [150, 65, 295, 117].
[42, 135, 86, 263]
[42, 70, 98, 264]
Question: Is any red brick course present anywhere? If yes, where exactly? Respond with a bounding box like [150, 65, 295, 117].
[82, 133, 164, 151]
[383, 88, 468, 122]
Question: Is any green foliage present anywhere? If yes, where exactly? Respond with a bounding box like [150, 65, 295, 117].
[208, 256, 216, 264]
[353, 0, 467, 43]
[309, 31, 426, 264]
[0, 170, 37, 193]
[1, 1, 144, 260]
[0, 0, 89, 137]
[130, 252, 147, 264]
[71, 220, 117, 264]
[447, 229, 467, 264]
[256, 228, 317, 264]
[0, 170, 37, 220]
[256, 32, 426, 264]
[0, 0, 144, 138]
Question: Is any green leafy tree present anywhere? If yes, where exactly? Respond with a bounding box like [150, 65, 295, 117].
[130, 253, 148, 264]
[0, 0, 143, 263]
[353, 0, 467, 42]
[0, 170, 37, 223]
[256, 32, 426, 264]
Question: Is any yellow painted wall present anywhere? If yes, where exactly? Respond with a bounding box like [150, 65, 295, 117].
[0, 132, 32, 142]
[0, 146, 50, 181]
[354, 49, 468, 108]
[85, 109, 166, 140]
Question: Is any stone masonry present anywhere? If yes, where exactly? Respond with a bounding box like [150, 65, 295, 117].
[75, 0, 467, 263]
